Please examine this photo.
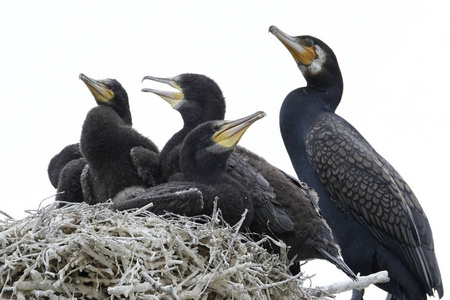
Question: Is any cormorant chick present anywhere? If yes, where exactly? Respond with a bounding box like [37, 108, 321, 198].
[48, 143, 83, 189]
[142, 74, 292, 234]
[142, 74, 225, 182]
[114, 112, 266, 226]
[49, 144, 86, 205]
[79, 74, 160, 204]
[49, 72, 137, 204]
[49, 73, 134, 191]
[142, 74, 356, 279]
[270, 25, 443, 299]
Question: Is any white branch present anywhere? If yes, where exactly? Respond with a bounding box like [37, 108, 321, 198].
[308, 270, 390, 298]
[140, 271, 179, 300]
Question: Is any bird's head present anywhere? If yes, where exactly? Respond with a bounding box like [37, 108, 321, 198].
[181, 111, 266, 177]
[79, 73, 132, 125]
[269, 26, 341, 90]
[141, 73, 226, 124]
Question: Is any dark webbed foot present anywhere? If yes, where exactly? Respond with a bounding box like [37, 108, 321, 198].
[315, 246, 357, 281]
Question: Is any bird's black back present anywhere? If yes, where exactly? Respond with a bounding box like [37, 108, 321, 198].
[306, 111, 443, 297]
[80, 105, 159, 203]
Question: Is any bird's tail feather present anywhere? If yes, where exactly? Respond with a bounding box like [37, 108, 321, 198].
[315, 246, 357, 281]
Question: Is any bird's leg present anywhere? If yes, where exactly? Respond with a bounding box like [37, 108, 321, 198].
[350, 289, 364, 300]
[289, 262, 301, 275]
[80, 164, 96, 205]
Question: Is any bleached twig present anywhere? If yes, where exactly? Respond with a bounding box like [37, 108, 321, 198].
[140, 271, 179, 300]
[1, 200, 384, 299]
[307, 270, 390, 298]
[0, 209, 14, 220]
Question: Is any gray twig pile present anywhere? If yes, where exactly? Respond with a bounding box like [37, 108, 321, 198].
[1, 201, 312, 299]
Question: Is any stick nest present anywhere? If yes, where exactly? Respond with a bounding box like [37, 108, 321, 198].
[0, 201, 315, 299]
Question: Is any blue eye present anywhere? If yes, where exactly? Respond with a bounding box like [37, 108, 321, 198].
[306, 39, 314, 47]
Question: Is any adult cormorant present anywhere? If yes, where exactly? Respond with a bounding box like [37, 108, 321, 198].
[142, 74, 356, 279]
[79, 74, 160, 204]
[270, 25, 443, 299]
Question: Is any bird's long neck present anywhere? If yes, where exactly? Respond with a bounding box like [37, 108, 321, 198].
[181, 145, 230, 185]
[279, 87, 331, 186]
[159, 115, 211, 167]
[307, 73, 343, 112]
[279, 84, 345, 221]
[161, 106, 225, 167]
[184, 156, 228, 184]
[80, 106, 125, 168]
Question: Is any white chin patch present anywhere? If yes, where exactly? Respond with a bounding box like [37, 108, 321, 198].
[300, 45, 326, 76]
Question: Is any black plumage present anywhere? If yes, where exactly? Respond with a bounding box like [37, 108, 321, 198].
[270, 25, 443, 299]
[142, 74, 293, 234]
[49, 73, 135, 191]
[114, 112, 266, 226]
[113, 183, 205, 217]
[50, 143, 86, 205]
[142, 73, 356, 279]
[56, 157, 87, 204]
[79, 74, 160, 204]
[50, 72, 138, 204]
[48, 143, 83, 188]
[142, 74, 225, 182]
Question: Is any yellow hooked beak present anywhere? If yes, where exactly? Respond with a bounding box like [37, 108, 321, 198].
[79, 73, 114, 104]
[142, 75, 184, 108]
[269, 25, 316, 65]
[213, 111, 266, 148]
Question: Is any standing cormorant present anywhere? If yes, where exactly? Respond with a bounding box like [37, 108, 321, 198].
[79, 74, 160, 204]
[141, 73, 356, 279]
[270, 25, 443, 299]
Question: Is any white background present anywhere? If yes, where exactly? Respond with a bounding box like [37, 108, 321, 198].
[1, 1, 447, 298]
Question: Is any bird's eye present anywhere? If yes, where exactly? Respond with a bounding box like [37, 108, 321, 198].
[213, 124, 221, 132]
[306, 39, 314, 47]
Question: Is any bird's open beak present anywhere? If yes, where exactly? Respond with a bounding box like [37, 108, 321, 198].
[213, 111, 266, 148]
[269, 25, 315, 65]
[141, 75, 184, 108]
[79, 73, 114, 104]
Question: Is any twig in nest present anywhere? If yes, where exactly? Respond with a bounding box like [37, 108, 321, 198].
[0, 210, 13, 220]
[140, 271, 179, 300]
[0, 200, 388, 300]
